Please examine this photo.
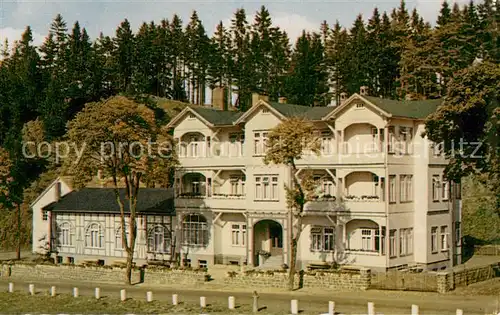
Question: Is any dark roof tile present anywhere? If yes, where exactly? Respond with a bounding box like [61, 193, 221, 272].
[43, 188, 175, 215]
[363, 96, 442, 119]
[191, 107, 244, 125]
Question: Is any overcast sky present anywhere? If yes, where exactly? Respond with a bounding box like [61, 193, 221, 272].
[0, 0, 469, 48]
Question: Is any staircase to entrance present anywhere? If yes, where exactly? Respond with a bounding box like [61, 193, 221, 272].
[257, 255, 283, 270]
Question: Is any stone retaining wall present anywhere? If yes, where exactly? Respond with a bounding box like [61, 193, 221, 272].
[0, 263, 208, 285]
[452, 262, 500, 287]
[474, 245, 500, 256]
[223, 268, 371, 291]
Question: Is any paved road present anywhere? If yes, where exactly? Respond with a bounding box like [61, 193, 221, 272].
[1, 279, 498, 314]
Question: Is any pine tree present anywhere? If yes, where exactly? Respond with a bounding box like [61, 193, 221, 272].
[286, 32, 328, 106]
[345, 14, 370, 94]
[230, 8, 253, 110]
[437, 1, 452, 27]
[112, 19, 135, 93]
[268, 28, 290, 101]
[251, 6, 274, 94]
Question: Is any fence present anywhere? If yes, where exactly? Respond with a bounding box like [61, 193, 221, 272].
[370, 270, 439, 292]
[474, 245, 500, 256]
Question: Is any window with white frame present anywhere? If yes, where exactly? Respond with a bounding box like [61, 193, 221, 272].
[399, 228, 413, 256]
[389, 229, 397, 257]
[432, 175, 440, 201]
[399, 126, 413, 154]
[85, 223, 104, 248]
[389, 175, 396, 203]
[320, 131, 332, 155]
[254, 132, 268, 155]
[370, 128, 380, 152]
[229, 176, 246, 196]
[399, 175, 413, 202]
[440, 225, 449, 251]
[115, 225, 130, 250]
[322, 180, 334, 196]
[361, 229, 374, 251]
[310, 226, 335, 251]
[182, 214, 208, 246]
[148, 225, 171, 253]
[189, 136, 201, 157]
[254, 176, 278, 201]
[375, 227, 386, 254]
[407, 228, 413, 254]
[442, 179, 449, 201]
[388, 126, 396, 153]
[42, 210, 48, 221]
[431, 226, 438, 253]
[231, 224, 246, 246]
[57, 222, 74, 247]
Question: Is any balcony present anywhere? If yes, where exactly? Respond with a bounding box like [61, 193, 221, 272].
[305, 195, 338, 212]
[175, 193, 247, 210]
[178, 140, 245, 168]
[175, 171, 247, 210]
[339, 171, 386, 213]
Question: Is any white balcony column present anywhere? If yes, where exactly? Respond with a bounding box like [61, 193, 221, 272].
[384, 126, 389, 154]
[377, 176, 382, 199]
[378, 225, 382, 256]
[205, 177, 209, 197]
[377, 129, 381, 152]
[204, 137, 208, 157]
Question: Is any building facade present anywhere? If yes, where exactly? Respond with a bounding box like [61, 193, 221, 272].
[168, 87, 462, 271]
[31, 179, 176, 265]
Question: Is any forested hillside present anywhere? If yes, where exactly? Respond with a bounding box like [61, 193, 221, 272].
[0, 0, 498, 251]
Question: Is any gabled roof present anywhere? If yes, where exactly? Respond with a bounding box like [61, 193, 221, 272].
[323, 93, 443, 121]
[43, 188, 175, 215]
[29, 176, 73, 208]
[234, 100, 336, 124]
[166, 106, 243, 129]
[363, 96, 442, 119]
[191, 107, 243, 126]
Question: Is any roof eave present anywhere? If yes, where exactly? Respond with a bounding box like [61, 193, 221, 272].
[233, 100, 285, 125]
[167, 107, 215, 129]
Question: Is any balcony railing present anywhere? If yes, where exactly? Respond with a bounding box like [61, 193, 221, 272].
[178, 142, 244, 158]
[342, 195, 381, 202]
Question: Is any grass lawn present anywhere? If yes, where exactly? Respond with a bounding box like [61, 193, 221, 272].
[0, 292, 285, 314]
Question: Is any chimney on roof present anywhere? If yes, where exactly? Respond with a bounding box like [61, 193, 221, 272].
[212, 86, 228, 111]
[252, 93, 269, 107]
[278, 96, 287, 104]
[340, 92, 348, 105]
[54, 181, 61, 202]
[360, 86, 369, 96]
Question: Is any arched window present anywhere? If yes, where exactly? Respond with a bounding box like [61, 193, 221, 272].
[57, 222, 74, 246]
[182, 214, 208, 246]
[115, 225, 130, 250]
[85, 223, 104, 248]
[147, 225, 171, 253]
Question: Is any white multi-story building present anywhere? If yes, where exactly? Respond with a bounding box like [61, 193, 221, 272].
[168, 86, 462, 271]
[31, 87, 462, 271]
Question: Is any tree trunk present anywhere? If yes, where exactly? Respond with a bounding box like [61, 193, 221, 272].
[288, 237, 298, 290]
[126, 248, 134, 285]
[16, 203, 21, 260]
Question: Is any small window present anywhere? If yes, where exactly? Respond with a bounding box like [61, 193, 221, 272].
[67, 257, 74, 264]
[56, 256, 63, 264]
[188, 113, 196, 119]
[198, 260, 207, 268]
[42, 210, 48, 221]
[262, 108, 270, 114]
[355, 103, 364, 109]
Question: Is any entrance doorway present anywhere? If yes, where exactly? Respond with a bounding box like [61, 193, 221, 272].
[253, 220, 283, 266]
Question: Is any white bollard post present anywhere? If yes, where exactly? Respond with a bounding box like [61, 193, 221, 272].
[291, 299, 298, 315]
[456, 309, 463, 315]
[95, 288, 101, 299]
[328, 301, 335, 315]
[172, 294, 178, 305]
[8, 283, 14, 293]
[51, 286, 56, 297]
[411, 304, 419, 315]
[200, 296, 206, 308]
[228, 296, 235, 310]
[146, 291, 153, 302]
[28, 284, 35, 295]
[73, 287, 78, 298]
[120, 289, 126, 301]
[368, 302, 375, 315]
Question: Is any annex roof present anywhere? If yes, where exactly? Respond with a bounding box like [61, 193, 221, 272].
[42, 188, 175, 215]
